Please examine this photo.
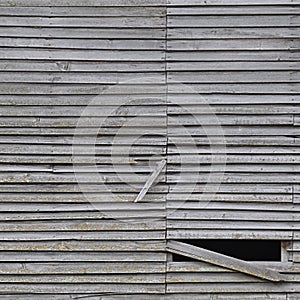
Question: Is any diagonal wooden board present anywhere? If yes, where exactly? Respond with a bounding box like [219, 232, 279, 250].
[167, 240, 286, 282]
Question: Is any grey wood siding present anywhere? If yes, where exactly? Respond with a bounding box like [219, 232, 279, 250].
[0, 0, 167, 297]
[0, 0, 299, 298]
[166, 0, 300, 298]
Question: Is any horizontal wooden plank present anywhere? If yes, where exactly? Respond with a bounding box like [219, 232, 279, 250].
[0, 262, 165, 274]
[168, 94, 300, 104]
[168, 104, 300, 114]
[0, 105, 165, 117]
[166, 282, 297, 293]
[167, 173, 296, 183]
[168, 193, 292, 203]
[168, 71, 299, 83]
[168, 114, 294, 125]
[0, 94, 166, 106]
[0, 61, 165, 72]
[0, 145, 165, 155]
[167, 61, 300, 71]
[0, 220, 165, 231]
[0, 274, 164, 283]
[168, 126, 299, 136]
[167, 51, 296, 62]
[168, 154, 300, 164]
[167, 0, 295, 5]
[168, 6, 300, 15]
[0, 230, 165, 241]
[168, 164, 299, 173]
[167, 202, 298, 211]
[168, 145, 298, 154]
[168, 15, 299, 27]
[0, 72, 165, 84]
[167, 220, 296, 230]
[0, 209, 166, 220]
[168, 39, 298, 51]
[168, 210, 297, 221]
[0, 202, 166, 212]
[0, 49, 165, 61]
[0, 192, 166, 203]
[0, 283, 165, 294]
[0, 240, 165, 251]
[0, 38, 165, 50]
[0, 0, 165, 6]
[0, 83, 167, 94]
[168, 27, 297, 39]
[0, 27, 166, 39]
[167, 272, 263, 283]
[0, 16, 166, 28]
[0, 6, 165, 17]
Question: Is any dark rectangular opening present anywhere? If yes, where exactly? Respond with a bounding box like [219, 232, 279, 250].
[172, 240, 282, 262]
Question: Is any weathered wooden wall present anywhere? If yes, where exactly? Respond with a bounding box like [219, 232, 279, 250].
[0, 0, 299, 298]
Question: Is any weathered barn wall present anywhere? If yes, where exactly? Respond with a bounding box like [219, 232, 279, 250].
[0, 0, 299, 298]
